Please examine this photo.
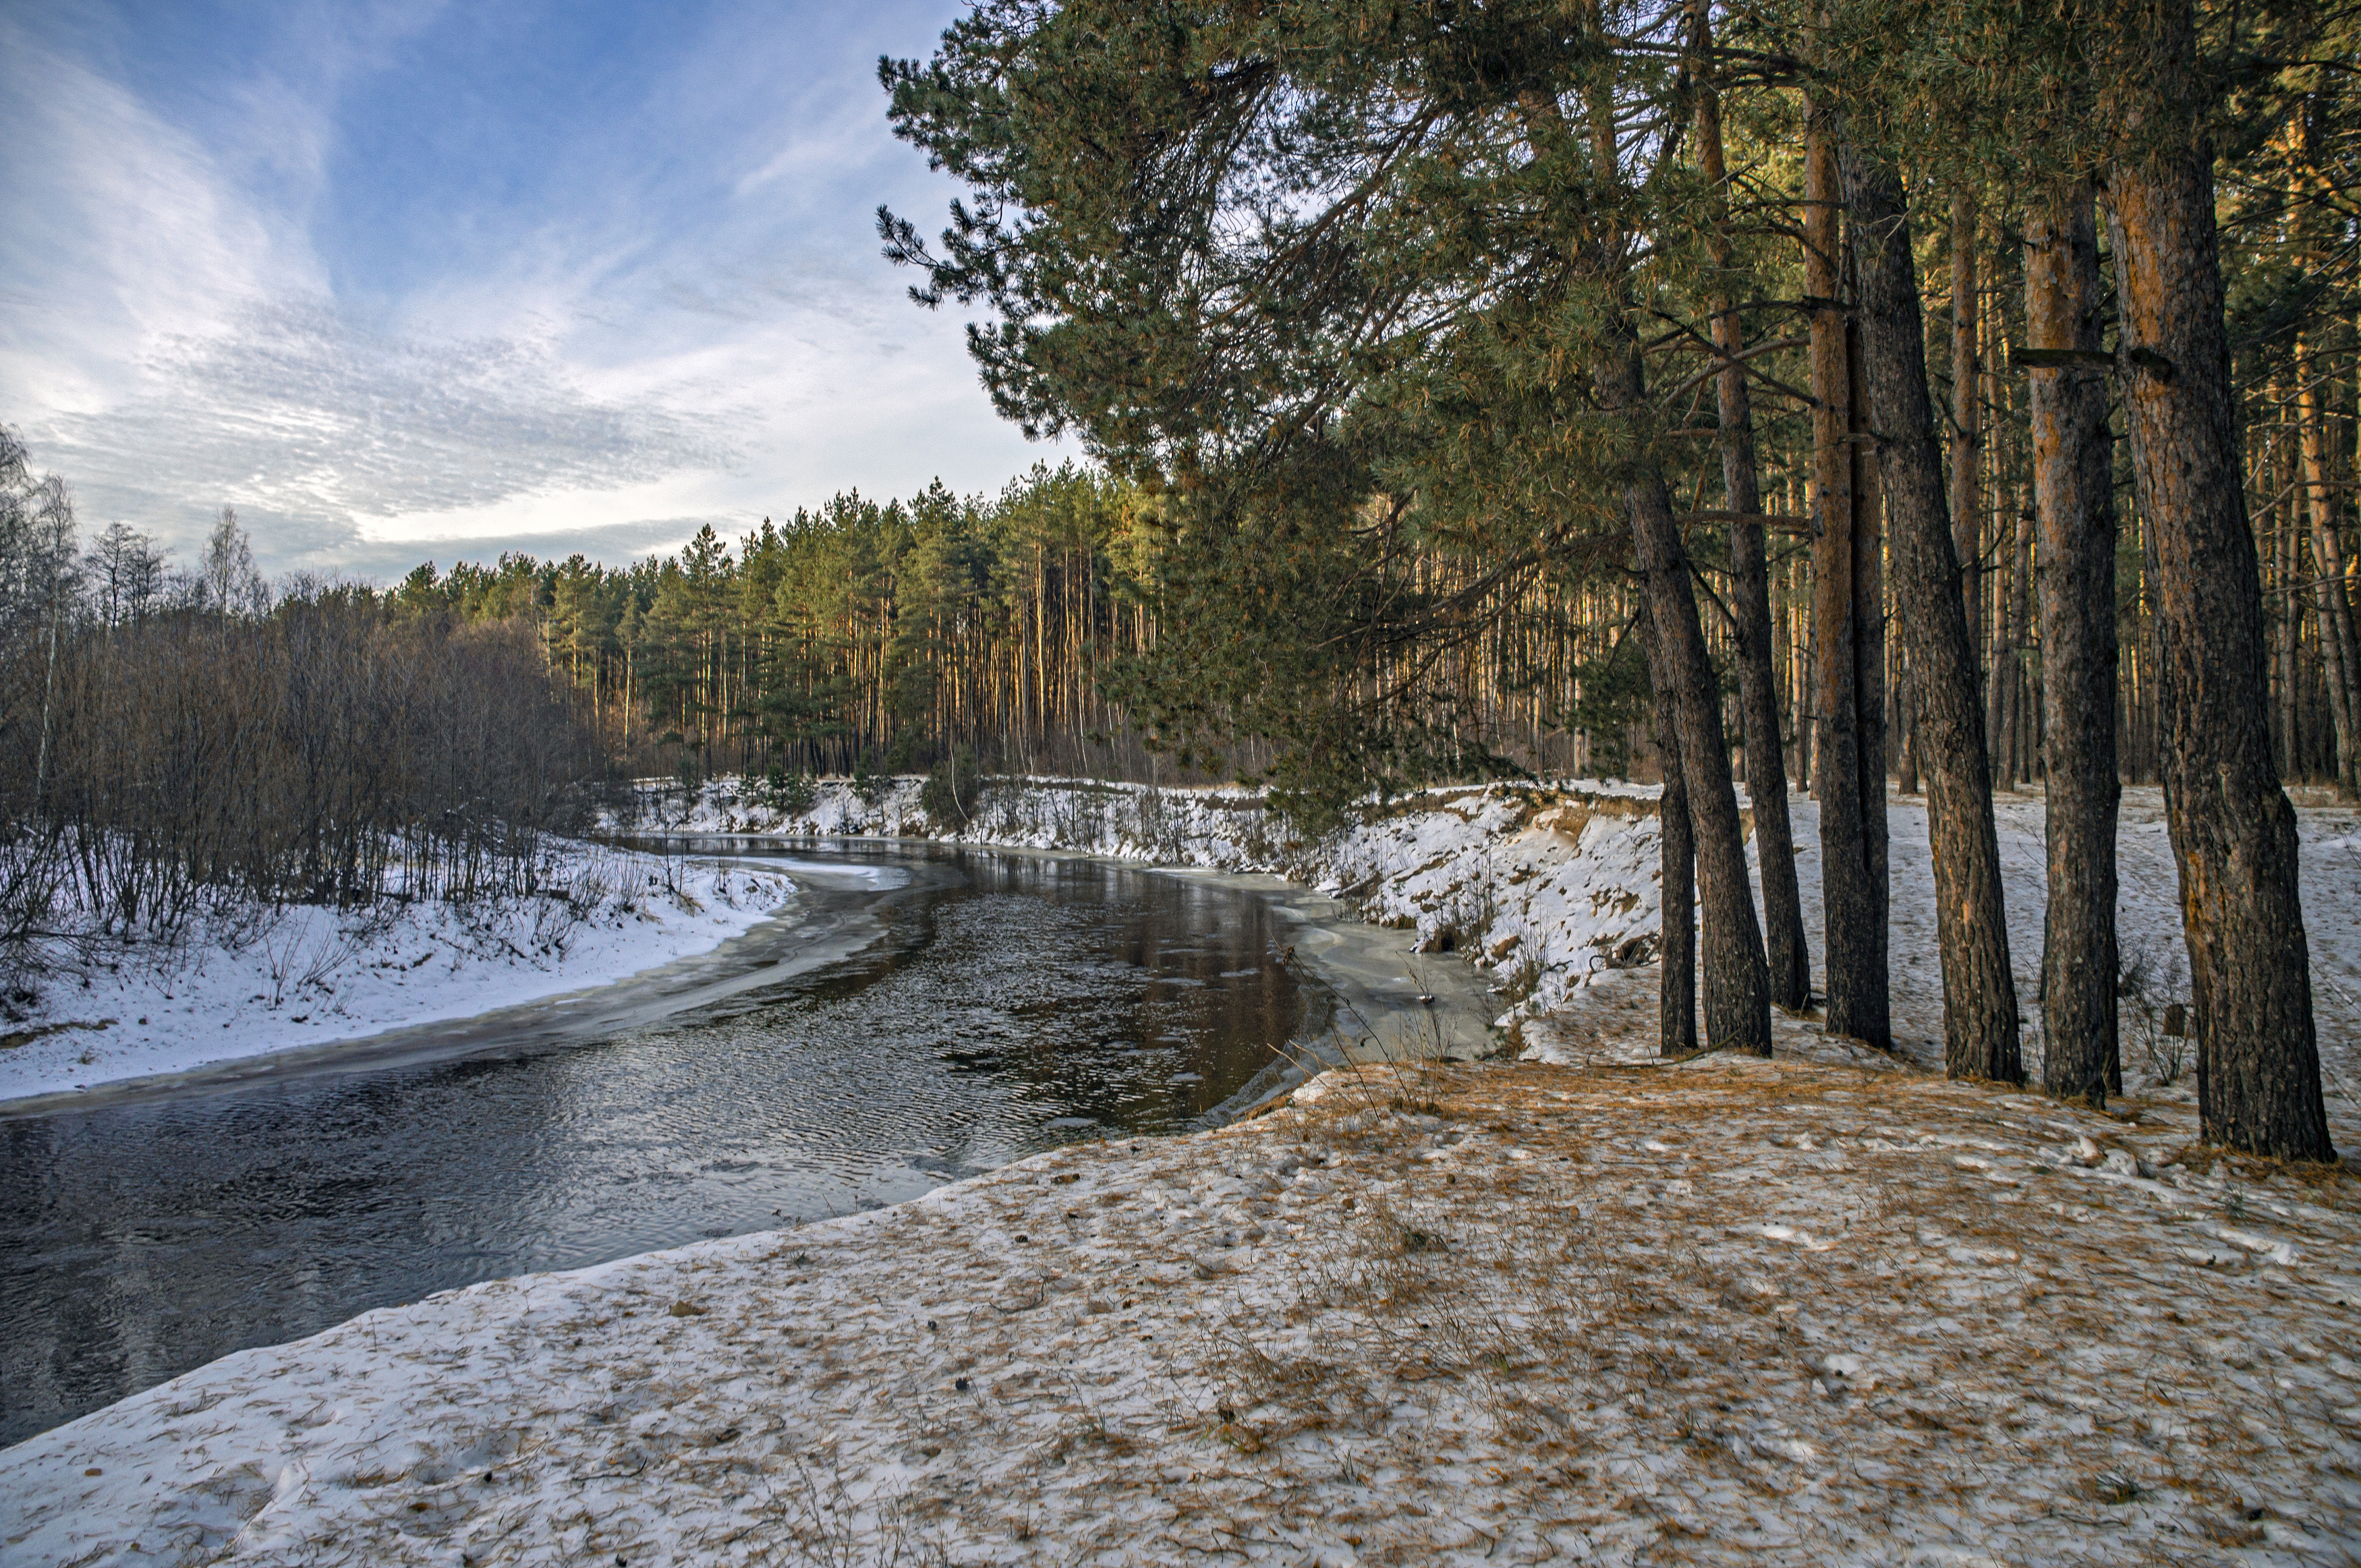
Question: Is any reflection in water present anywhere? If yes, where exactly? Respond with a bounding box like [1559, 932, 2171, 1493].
[0, 848, 1301, 1447]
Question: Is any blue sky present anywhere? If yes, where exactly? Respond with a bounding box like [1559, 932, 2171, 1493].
[0, 0, 1057, 579]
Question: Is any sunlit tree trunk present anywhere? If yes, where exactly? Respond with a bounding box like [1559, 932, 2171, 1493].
[2298, 336, 2360, 796]
[1839, 137, 2022, 1083]
[2103, 0, 2330, 1158]
[1806, 94, 1887, 1048]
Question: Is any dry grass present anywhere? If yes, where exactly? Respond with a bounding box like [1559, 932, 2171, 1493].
[1045, 1059, 2361, 1565]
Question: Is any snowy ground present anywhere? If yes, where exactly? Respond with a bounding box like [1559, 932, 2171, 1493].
[5, 1055, 2355, 1567]
[1525, 786, 2361, 1151]
[0, 844, 796, 1104]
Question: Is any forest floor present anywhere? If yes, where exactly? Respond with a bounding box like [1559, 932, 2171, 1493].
[1529, 786, 2361, 1151]
[5, 784, 2359, 1565]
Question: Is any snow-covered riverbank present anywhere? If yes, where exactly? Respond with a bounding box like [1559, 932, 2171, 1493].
[639, 773, 1680, 1035]
[1, 774, 1675, 1107]
[0, 845, 796, 1105]
[639, 772, 2361, 1103]
[20, 770, 2358, 1113]
[1524, 788, 2361, 1136]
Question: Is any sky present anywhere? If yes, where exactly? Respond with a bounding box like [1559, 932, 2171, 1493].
[0, 0, 1059, 581]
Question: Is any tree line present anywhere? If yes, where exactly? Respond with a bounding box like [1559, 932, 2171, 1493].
[0, 433, 604, 984]
[387, 463, 1668, 789]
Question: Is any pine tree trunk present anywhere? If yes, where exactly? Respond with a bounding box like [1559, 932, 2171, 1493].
[2018, 511, 2041, 780]
[1792, 544, 1815, 793]
[2299, 345, 2361, 796]
[1807, 96, 1887, 1047]
[2103, 0, 2333, 1159]
[2273, 490, 2298, 780]
[1987, 507, 2020, 787]
[1641, 603, 1698, 1056]
[2310, 515, 2361, 795]
[2025, 181, 2122, 1105]
[1850, 284, 1893, 1008]
[1896, 658, 1921, 792]
[1951, 194, 1985, 689]
[1697, 33, 1811, 1011]
[1619, 464, 1771, 1055]
[1575, 61, 1769, 1058]
[2292, 113, 2361, 798]
[1839, 139, 2024, 1083]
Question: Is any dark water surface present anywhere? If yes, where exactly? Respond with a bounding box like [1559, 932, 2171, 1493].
[0, 844, 1305, 1447]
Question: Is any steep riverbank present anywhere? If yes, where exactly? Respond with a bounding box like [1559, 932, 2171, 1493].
[637, 772, 1679, 1039]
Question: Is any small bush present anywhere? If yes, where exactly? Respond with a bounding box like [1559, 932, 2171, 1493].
[921, 745, 982, 825]
[762, 765, 818, 815]
[2118, 933, 2190, 1086]
[851, 749, 894, 808]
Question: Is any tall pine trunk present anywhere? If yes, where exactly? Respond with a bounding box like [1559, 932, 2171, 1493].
[1599, 328, 1772, 1054]
[2025, 181, 2122, 1104]
[2298, 341, 2361, 796]
[1988, 511, 2021, 786]
[1850, 275, 1892, 993]
[2292, 110, 2361, 796]
[1951, 194, 1985, 688]
[1641, 603, 1699, 1056]
[1695, 20, 1811, 1010]
[1807, 96, 1889, 1048]
[1622, 463, 1771, 1055]
[1577, 55, 1769, 1057]
[2103, 0, 2332, 1159]
[2273, 488, 2300, 780]
[1839, 141, 2024, 1083]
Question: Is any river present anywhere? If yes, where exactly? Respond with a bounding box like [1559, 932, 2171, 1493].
[0, 843, 1309, 1447]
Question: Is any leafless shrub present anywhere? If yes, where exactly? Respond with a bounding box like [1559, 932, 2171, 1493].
[2119, 933, 2190, 1086]
[1418, 874, 1499, 956]
[1496, 930, 1545, 1004]
[258, 904, 391, 1008]
[1, 531, 611, 992]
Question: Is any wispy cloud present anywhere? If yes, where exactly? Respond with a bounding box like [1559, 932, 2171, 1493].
[0, 1, 1054, 580]
[40, 301, 737, 560]
[0, 13, 316, 413]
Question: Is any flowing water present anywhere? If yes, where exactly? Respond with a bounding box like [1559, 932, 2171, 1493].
[0, 844, 1307, 1447]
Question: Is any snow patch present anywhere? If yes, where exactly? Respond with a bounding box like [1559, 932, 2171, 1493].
[0, 844, 795, 1103]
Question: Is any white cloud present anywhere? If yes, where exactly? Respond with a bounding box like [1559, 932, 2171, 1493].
[39, 301, 735, 561]
[0, 3, 1060, 581]
[0, 17, 320, 417]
